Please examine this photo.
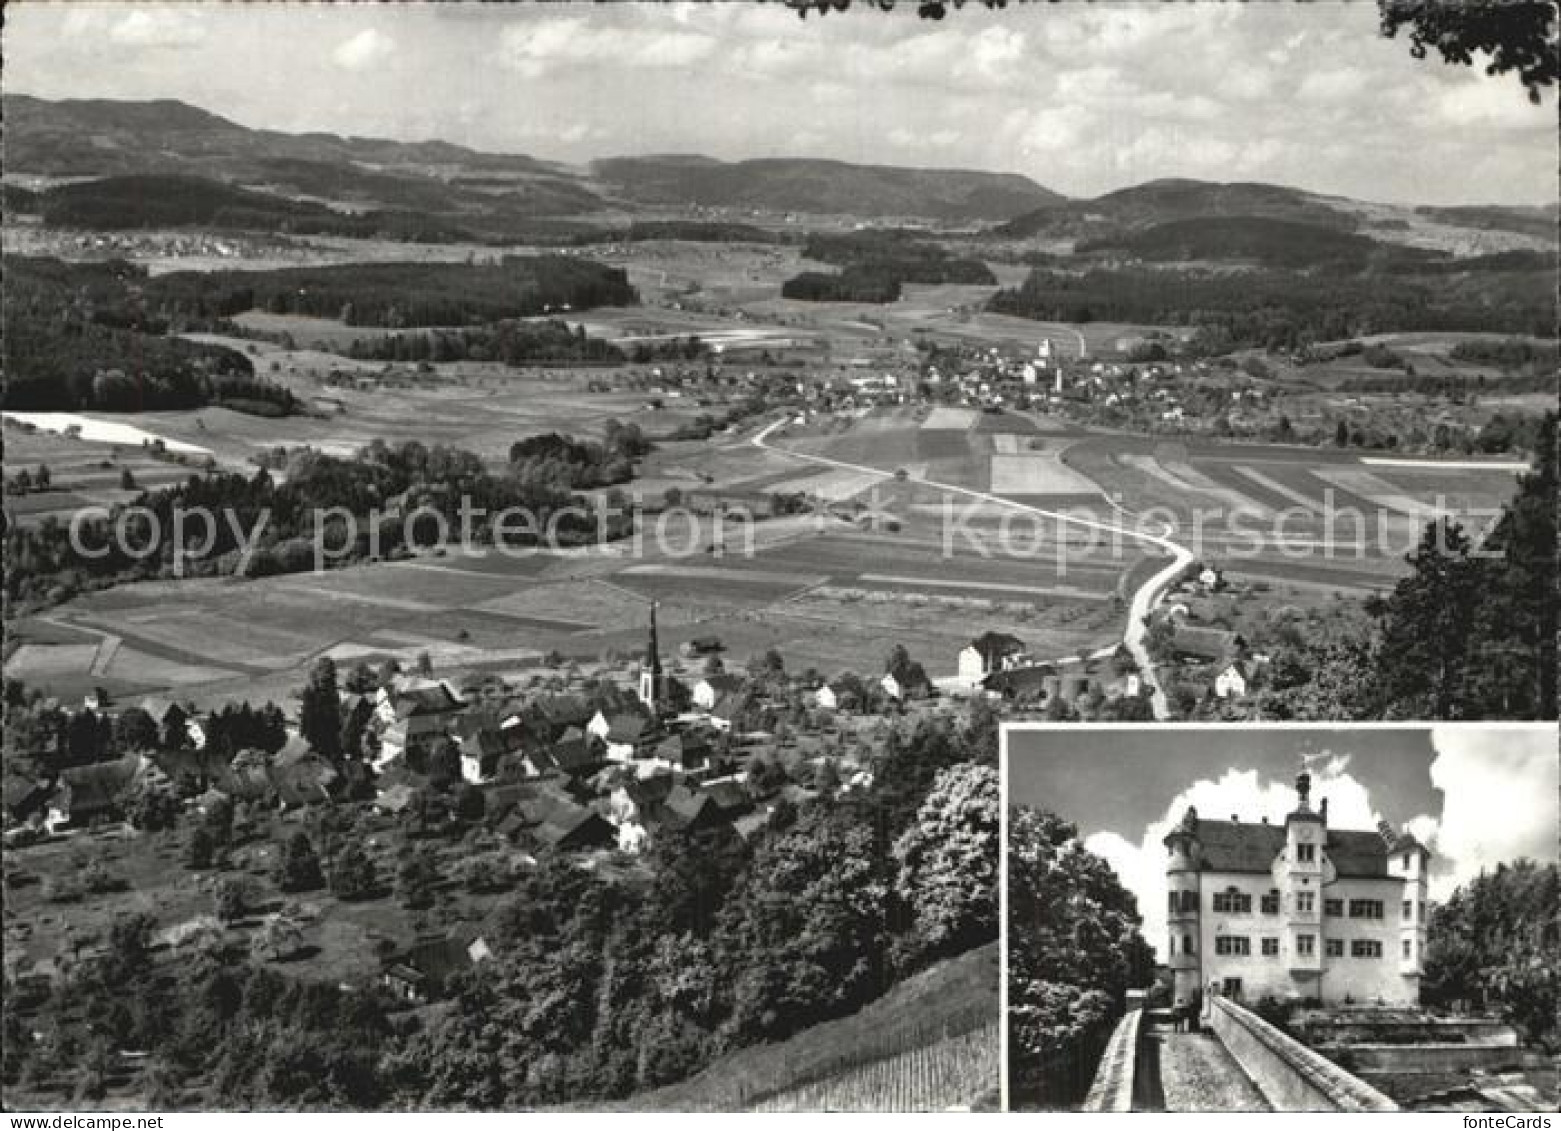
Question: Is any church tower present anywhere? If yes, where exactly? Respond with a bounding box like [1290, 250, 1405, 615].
[1163, 806, 1203, 1006]
[638, 601, 665, 713]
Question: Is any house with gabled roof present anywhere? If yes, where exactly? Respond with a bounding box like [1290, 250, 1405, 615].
[1171, 625, 1245, 664]
[692, 673, 745, 712]
[380, 931, 495, 1003]
[958, 631, 1029, 686]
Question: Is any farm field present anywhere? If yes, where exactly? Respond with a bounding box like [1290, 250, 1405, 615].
[8, 495, 1153, 704]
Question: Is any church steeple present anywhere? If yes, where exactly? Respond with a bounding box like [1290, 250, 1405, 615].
[638, 601, 664, 712]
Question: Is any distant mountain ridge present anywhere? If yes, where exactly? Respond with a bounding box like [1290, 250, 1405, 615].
[3, 94, 562, 177]
[591, 155, 1064, 221]
[3, 95, 1554, 242]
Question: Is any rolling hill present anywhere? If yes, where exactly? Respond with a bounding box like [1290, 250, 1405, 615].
[593, 155, 1064, 221]
[2, 94, 602, 218]
[996, 177, 1362, 240]
[1075, 215, 1440, 270]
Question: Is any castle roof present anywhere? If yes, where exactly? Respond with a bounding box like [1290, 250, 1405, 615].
[1187, 819, 1404, 879]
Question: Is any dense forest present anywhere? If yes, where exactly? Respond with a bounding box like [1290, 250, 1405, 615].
[1074, 216, 1441, 271]
[29, 174, 473, 244]
[144, 257, 638, 328]
[782, 266, 903, 303]
[508, 422, 651, 488]
[3, 253, 638, 410]
[0, 711, 998, 1109]
[2, 257, 283, 413]
[987, 262, 1554, 351]
[346, 320, 626, 367]
[802, 230, 997, 285]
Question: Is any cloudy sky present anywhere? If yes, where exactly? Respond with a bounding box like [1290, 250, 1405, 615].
[1006, 724, 1558, 961]
[4, 1, 1555, 205]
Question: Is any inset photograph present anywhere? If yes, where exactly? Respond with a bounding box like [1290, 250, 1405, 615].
[1002, 723, 1558, 1113]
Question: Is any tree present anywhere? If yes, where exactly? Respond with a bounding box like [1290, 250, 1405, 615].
[185, 824, 217, 869]
[214, 876, 255, 923]
[251, 905, 307, 963]
[1380, 0, 1558, 102]
[298, 657, 343, 761]
[1372, 520, 1488, 717]
[275, 831, 324, 892]
[1007, 807, 1155, 1109]
[396, 845, 440, 910]
[1423, 861, 1558, 1050]
[893, 763, 999, 962]
[329, 842, 378, 901]
[118, 777, 182, 832]
[114, 706, 160, 752]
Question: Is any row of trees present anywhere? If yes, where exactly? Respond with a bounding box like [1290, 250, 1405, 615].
[4, 431, 641, 608]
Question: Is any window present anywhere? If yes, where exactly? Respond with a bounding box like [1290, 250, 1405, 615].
[1168, 936, 1175, 956]
[1297, 843, 1315, 863]
[1182, 891, 1199, 913]
[1402, 852, 1411, 869]
[1324, 898, 1343, 917]
[1297, 892, 1315, 914]
[1349, 899, 1384, 920]
[1260, 891, 1280, 914]
[1216, 935, 1251, 956]
[1402, 900, 1412, 920]
[1297, 934, 1315, 957]
[1325, 939, 1344, 958]
[1261, 937, 1280, 957]
[1352, 940, 1383, 958]
[1169, 892, 1179, 913]
[1402, 939, 1413, 960]
[1213, 890, 1252, 914]
[1183, 934, 1194, 956]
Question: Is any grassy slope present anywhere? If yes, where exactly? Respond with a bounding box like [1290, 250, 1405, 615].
[619, 942, 1000, 1112]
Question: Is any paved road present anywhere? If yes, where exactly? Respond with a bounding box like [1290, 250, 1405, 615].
[1150, 1030, 1270, 1112]
[752, 417, 1193, 719]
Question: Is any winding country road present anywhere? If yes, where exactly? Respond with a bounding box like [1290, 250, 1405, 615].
[752, 417, 1193, 719]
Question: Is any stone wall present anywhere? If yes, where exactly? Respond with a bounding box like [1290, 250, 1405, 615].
[1082, 1008, 1143, 1113]
[1209, 996, 1399, 1111]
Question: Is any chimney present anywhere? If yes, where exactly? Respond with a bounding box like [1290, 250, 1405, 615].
[1231, 814, 1239, 823]
[1320, 797, 1329, 823]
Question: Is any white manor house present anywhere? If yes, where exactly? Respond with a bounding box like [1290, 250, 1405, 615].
[1163, 766, 1430, 1009]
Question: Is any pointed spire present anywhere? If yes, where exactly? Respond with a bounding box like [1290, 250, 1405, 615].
[648, 600, 662, 677]
[1295, 754, 1312, 813]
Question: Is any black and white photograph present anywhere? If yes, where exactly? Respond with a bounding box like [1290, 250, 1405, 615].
[1003, 723, 1559, 1113]
[0, 0, 1556, 1117]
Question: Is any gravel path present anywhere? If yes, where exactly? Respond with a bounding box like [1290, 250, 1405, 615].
[1155, 1030, 1271, 1112]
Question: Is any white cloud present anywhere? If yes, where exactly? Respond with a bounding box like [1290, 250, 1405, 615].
[1297, 67, 1371, 103]
[1433, 79, 1555, 130]
[75, 9, 209, 48]
[1409, 726, 1559, 901]
[333, 28, 396, 72]
[495, 18, 713, 78]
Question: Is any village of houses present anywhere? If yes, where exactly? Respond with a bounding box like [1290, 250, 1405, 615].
[2, 545, 1268, 1006]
